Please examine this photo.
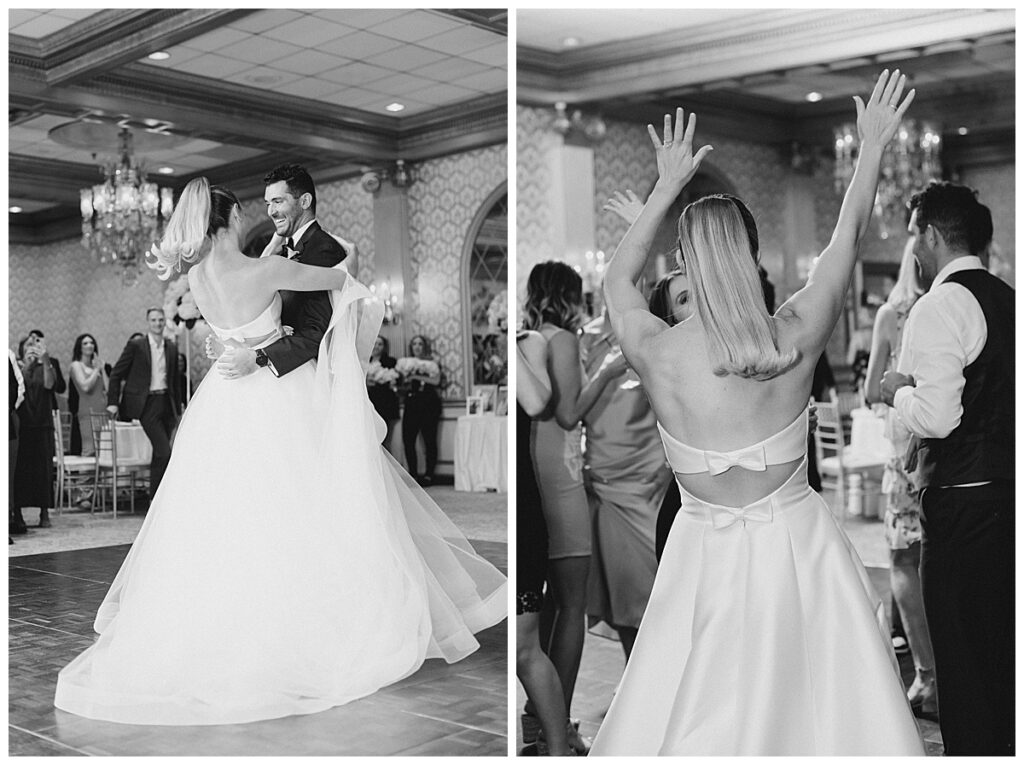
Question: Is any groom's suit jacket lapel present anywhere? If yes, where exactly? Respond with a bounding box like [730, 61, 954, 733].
[289, 221, 323, 263]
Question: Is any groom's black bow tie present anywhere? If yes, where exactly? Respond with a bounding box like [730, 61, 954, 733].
[283, 237, 296, 257]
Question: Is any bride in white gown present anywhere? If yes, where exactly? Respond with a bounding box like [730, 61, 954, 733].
[54, 179, 506, 726]
[591, 71, 923, 755]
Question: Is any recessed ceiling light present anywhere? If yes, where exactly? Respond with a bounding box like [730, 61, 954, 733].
[148, 51, 171, 61]
[958, 126, 969, 135]
[806, 91, 823, 103]
[385, 103, 405, 112]
[157, 166, 175, 175]
[9, 206, 23, 213]
[562, 36, 581, 47]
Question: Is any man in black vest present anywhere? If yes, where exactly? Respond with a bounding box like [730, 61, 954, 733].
[881, 182, 1014, 756]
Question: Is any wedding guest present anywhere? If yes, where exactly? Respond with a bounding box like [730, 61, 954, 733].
[368, 335, 400, 457]
[580, 308, 673, 659]
[69, 334, 108, 458]
[107, 308, 182, 500]
[521, 261, 591, 754]
[400, 335, 442, 485]
[865, 236, 936, 718]
[9, 349, 25, 539]
[13, 330, 66, 530]
[882, 182, 1014, 755]
[516, 329, 573, 757]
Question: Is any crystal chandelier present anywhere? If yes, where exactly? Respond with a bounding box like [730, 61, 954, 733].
[834, 119, 941, 239]
[79, 128, 174, 286]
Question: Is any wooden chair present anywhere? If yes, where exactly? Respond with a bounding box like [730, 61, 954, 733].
[89, 413, 149, 518]
[811, 399, 847, 515]
[52, 410, 95, 515]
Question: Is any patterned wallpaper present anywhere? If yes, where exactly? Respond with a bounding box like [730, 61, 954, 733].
[960, 162, 1015, 286]
[9, 239, 167, 374]
[516, 105, 557, 300]
[10, 149, 504, 401]
[407, 143, 508, 400]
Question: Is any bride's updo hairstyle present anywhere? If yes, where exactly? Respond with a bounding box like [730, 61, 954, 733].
[147, 177, 241, 280]
[678, 194, 799, 380]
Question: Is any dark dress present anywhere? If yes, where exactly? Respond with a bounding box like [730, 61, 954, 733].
[516, 402, 547, 614]
[402, 377, 442, 480]
[367, 354, 400, 421]
[14, 358, 65, 510]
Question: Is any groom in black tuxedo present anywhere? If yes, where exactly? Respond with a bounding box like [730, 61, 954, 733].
[216, 163, 347, 379]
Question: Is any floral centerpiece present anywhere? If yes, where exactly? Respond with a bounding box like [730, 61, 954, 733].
[486, 289, 508, 332]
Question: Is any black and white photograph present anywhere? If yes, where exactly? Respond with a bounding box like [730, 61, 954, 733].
[9, 8, 508, 756]
[516, 8, 1013, 757]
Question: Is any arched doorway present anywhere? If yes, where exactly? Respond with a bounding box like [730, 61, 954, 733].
[461, 182, 508, 395]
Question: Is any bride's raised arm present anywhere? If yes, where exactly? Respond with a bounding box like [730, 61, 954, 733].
[779, 69, 915, 355]
[603, 108, 713, 354]
[259, 254, 348, 293]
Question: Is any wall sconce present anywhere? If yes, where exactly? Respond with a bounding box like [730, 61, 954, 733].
[552, 102, 607, 142]
[360, 160, 414, 194]
[370, 279, 402, 325]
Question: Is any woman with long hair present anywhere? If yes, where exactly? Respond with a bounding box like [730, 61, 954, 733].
[367, 334, 400, 456]
[69, 333, 107, 458]
[400, 334, 442, 485]
[590, 71, 923, 755]
[54, 177, 506, 726]
[520, 261, 593, 754]
[864, 235, 936, 718]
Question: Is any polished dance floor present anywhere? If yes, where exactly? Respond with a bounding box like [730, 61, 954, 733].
[9, 491, 508, 756]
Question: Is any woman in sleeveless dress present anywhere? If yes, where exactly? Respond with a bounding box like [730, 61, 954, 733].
[864, 236, 937, 717]
[54, 178, 506, 726]
[591, 70, 923, 755]
[69, 333, 108, 458]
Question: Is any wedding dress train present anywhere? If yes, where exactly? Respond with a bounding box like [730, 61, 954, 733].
[55, 274, 506, 725]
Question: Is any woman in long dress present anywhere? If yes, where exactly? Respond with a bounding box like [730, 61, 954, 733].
[54, 178, 506, 726]
[591, 70, 923, 755]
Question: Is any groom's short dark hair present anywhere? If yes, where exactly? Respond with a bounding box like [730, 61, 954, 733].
[264, 163, 317, 215]
[909, 182, 986, 255]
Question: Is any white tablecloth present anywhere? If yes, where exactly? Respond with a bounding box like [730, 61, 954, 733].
[115, 421, 152, 464]
[454, 415, 507, 492]
[845, 407, 892, 467]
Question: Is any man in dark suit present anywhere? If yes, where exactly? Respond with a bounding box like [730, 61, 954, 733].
[214, 163, 347, 379]
[881, 183, 1014, 755]
[107, 308, 181, 500]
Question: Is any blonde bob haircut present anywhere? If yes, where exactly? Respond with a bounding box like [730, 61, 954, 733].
[147, 177, 240, 280]
[677, 195, 799, 380]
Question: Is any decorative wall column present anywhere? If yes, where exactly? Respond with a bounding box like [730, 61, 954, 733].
[369, 180, 413, 356]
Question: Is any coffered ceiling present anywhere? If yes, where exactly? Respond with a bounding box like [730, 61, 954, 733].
[10, 8, 508, 242]
[518, 8, 1014, 161]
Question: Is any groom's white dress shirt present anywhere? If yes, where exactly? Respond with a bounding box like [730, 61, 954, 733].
[895, 255, 990, 488]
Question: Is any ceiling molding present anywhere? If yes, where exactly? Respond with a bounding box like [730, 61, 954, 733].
[437, 9, 508, 37]
[517, 8, 1015, 104]
[14, 10, 258, 86]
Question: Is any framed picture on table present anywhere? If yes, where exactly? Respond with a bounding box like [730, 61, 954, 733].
[470, 384, 497, 413]
[495, 385, 508, 416]
[466, 396, 486, 416]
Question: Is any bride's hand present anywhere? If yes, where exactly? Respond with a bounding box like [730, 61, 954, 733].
[647, 108, 714, 194]
[853, 69, 915, 149]
[261, 233, 286, 259]
[603, 190, 644, 225]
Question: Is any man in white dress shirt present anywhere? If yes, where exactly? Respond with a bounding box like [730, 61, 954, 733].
[880, 182, 1013, 756]
[107, 308, 181, 500]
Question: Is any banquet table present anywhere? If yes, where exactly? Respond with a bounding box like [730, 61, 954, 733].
[842, 407, 892, 517]
[113, 421, 152, 464]
[454, 414, 507, 492]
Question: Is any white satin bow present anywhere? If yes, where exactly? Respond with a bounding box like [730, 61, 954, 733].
[703, 444, 768, 476]
[710, 500, 774, 530]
